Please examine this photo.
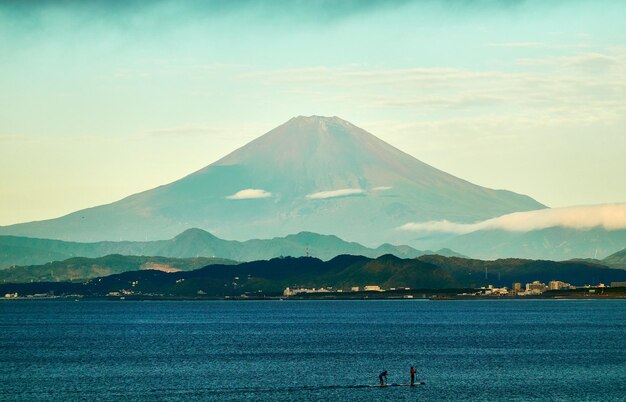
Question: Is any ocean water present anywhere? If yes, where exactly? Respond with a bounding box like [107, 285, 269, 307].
[1, 299, 625, 401]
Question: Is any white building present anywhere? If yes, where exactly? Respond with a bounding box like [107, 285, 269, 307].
[283, 287, 331, 297]
[526, 281, 547, 294]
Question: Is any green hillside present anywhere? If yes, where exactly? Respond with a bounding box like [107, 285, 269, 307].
[0, 255, 235, 283]
[603, 249, 626, 268]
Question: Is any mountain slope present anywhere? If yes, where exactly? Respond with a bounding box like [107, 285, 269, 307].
[441, 227, 626, 261]
[0, 229, 433, 269]
[604, 248, 626, 268]
[0, 116, 544, 244]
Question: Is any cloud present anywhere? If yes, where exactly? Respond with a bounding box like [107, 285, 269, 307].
[518, 52, 622, 73]
[306, 188, 365, 199]
[562, 53, 619, 72]
[398, 204, 626, 234]
[242, 48, 626, 122]
[226, 189, 272, 200]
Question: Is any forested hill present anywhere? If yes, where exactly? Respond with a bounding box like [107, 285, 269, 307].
[0, 254, 236, 283]
[2, 254, 625, 298]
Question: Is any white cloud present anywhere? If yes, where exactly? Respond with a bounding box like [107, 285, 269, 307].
[306, 188, 365, 199]
[226, 189, 272, 200]
[242, 49, 626, 123]
[373, 186, 392, 191]
[398, 203, 626, 234]
[562, 53, 619, 72]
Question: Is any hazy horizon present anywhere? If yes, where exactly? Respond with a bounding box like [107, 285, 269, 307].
[2, 0, 626, 226]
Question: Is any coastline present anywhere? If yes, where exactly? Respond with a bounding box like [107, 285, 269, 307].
[3, 288, 625, 302]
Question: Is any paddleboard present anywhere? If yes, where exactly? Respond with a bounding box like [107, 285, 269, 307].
[370, 382, 425, 387]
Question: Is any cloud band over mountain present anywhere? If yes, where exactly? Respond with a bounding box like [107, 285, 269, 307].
[399, 203, 626, 234]
[226, 189, 272, 200]
[306, 188, 365, 199]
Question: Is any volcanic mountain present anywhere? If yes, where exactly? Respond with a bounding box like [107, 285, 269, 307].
[1, 116, 544, 244]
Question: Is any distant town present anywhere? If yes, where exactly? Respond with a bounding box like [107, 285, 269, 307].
[3, 279, 626, 301]
[2, 254, 626, 302]
[278, 280, 626, 300]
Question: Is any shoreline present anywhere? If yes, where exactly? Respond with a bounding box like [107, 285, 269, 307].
[3, 292, 626, 302]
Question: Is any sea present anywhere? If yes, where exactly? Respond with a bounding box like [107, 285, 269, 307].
[1, 299, 625, 401]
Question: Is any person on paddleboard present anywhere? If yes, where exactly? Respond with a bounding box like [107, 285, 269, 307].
[410, 366, 416, 386]
[379, 370, 388, 386]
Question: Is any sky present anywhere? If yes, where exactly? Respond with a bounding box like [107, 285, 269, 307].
[1, 0, 625, 226]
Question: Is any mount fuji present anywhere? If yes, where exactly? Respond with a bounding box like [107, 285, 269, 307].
[1, 116, 545, 245]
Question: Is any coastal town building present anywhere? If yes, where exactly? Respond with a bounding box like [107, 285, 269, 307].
[491, 287, 509, 296]
[479, 285, 508, 296]
[526, 281, 547, 294]
[283, 287, 332, 296]
[283, 284, 388, 296]
[549, 280, 572, 290]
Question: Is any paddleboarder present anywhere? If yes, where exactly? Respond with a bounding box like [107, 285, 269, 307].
[410, 366, 416, 386]
[379, 370, 388, 386]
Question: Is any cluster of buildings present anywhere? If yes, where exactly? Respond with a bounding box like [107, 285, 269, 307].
[283, 285, 411, 296]
[2, 292, 66, 299]
[284, 280, 625, 298]
[283, 287, 333, 296]
[466, 280, 615, 297]
[510, 280, 575, 296]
